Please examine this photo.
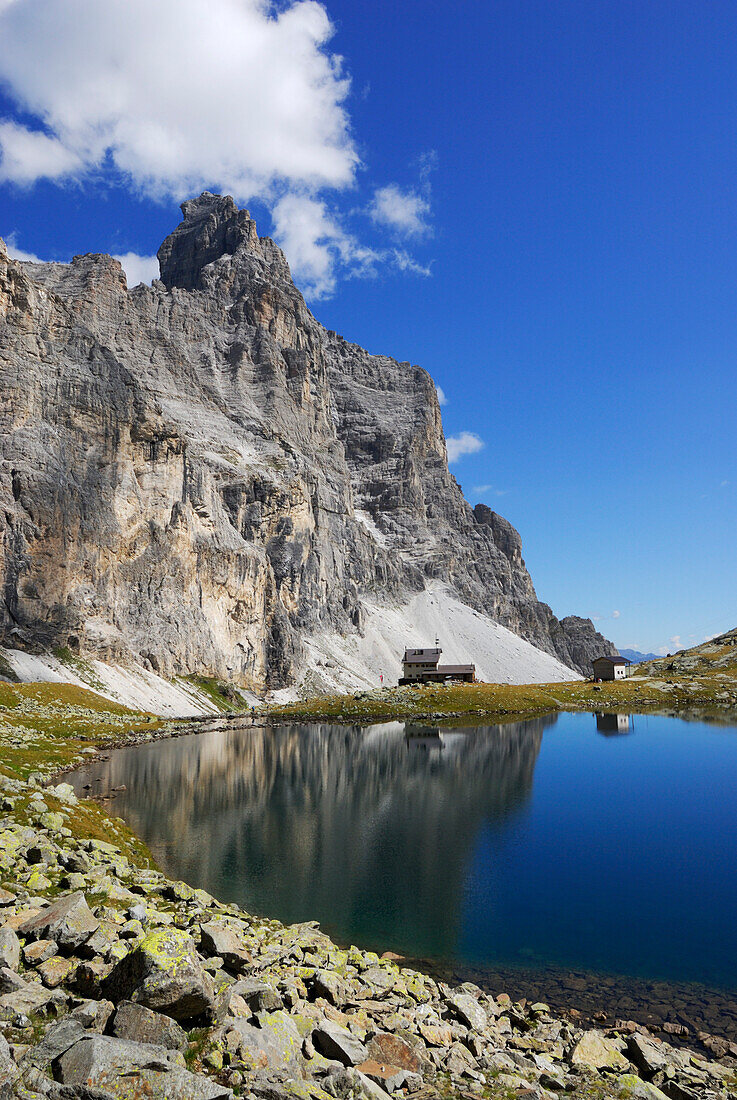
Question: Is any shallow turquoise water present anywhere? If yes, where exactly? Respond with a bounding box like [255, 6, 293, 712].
[68, 712, 737, 993]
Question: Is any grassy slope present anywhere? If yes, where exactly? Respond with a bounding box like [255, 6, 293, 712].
[0, 680, 161, 867]
[266, 629, 737, 725]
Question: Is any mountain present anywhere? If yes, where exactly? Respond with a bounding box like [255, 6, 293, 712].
[619, 648, 659, 663]
[0, 193, 614, 692]
[636, 630, 737, 678]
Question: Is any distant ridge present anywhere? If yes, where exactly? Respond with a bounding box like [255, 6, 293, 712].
[619, 648, 659, 663]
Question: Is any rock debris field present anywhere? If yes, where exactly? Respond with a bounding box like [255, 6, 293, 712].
[1, 769, 736, 1099]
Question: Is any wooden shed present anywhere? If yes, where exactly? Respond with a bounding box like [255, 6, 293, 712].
[592, 655, 632, 681]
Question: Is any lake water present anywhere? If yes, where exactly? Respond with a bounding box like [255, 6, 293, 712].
[68, 712, 737, 1033]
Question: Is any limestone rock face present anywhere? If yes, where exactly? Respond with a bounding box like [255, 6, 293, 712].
[0, 193, 613, 685]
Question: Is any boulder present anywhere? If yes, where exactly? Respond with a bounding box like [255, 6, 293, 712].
[0, 966, 27, 993]
[311, 967, 346, 1005]
[0, 1033, 17, 1087]
[356, 1058, 407, 1093]
[617, 1073, 670, 1099]
[69, 997, 116, 1031]
[111, 1000, 189, 1051]
[228, 1011, 302, 1073]
[0, 926, 20, 971]
[569, 1029, 628, 1071]
[23, 938, 58, 966]
[419, 1023, 452, 1047]
[313, 1021, 369, 1066]
[0, 979, 56, 1015]
[446, 991, 487, 1033]
[199, 919, 251, 972]
[55, 1034, 231, 1098]
[367, 1033, 423, 1073]
[444, 1041, 478, 1076]
[22, 1017, 87, 1069]
[102, 927, 215, 1021]
[627, 1034, 670, 1077]
[17, 891, 99, 951]
[232, 977, 283, 1014]
[361, 966, 396, 993]
[38, 954, 75, 988]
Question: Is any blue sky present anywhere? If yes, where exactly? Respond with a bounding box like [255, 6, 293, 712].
[0, 0, 734, 654]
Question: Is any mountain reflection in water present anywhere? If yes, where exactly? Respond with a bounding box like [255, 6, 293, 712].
[69, 712, 737, 993]
[68, 718, 551, 956]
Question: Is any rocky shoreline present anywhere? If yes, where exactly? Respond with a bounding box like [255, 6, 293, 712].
[0, 712, 736, 1099]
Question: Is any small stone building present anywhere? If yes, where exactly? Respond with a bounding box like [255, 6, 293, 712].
[400, 647, 476, 685]
[592, 655, 631, 681]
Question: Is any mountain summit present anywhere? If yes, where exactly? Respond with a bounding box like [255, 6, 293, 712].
[0, 194, 613, 690]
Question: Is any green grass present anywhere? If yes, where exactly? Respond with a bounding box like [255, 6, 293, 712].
[265, 666, 737, 726]
[0, 680, 162, 866]
[184, 675, 248, 713]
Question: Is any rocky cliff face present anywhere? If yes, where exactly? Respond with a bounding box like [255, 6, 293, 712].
[0, 192, 613, 687]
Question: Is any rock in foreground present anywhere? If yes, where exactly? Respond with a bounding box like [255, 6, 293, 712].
[0, 780, 734, 1100]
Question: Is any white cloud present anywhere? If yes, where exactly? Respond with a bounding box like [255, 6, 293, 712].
[4, 233, 44, 262]
[436, 386, 447, 406]
[391, 248, 432, 276]
[370, 183, 431, 238]
[612, 609, 621, 619]
[0, 121, 83, 184]
[446, 432, 484, 463]
[473, 484, 507, 496]
[113, 252, 159, 287]
[271, 193, 379, 299]
[0, 0, 356, 197]
[0, 0, 437, 298]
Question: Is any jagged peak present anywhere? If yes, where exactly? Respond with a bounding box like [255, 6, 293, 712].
[157, 191, 261, 291]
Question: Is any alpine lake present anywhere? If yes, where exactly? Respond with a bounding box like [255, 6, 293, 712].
[67, 711, 737, 1041]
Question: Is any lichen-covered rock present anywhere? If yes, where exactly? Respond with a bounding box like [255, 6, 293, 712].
[313, 1021, 369, 1066]
[228, 1011, 303, 1074]
[0, 1032, 17, 1088]
[111, 1000, 189, 1051]
[569, 1029, 629, 1070]
[102, 927, 215, 1021]
[233, 977, 283, 1014]
[37, 954, 75, 988]
[17, 891, 99, 951]
[22, 938, 57, 966]
[200, 919, 251, 973]
[55, 1034, 230, 1099]
[0, 926, 19, 971]
[445, 990, 487, 1033]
